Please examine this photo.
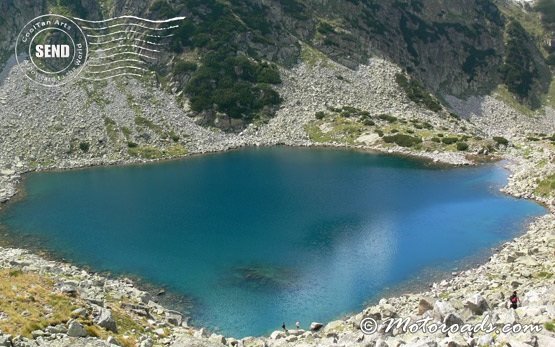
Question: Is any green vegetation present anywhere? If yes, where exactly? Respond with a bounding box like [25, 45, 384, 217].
[545, 320, 555, 333]
[160, 0, 283, 127]
[79, 142, 90, 153]
[305, 117, 366, 144]
[382, 134, 422, 148]
[128, 145, 188, 159]
[378, 114, 398, 123]
[0, 270, 79, 337]
[536, 0, 555, 30]
[441, 137, 459, 145]
[315, 111, 327, 120]
[500, 21, 540, 104]
[104, 118, 119, 144]
[300, 43, 329, 66]
[535, 174, 555, 196]
[174, 61, 198, 74]
[46, 0, 89, 17]
[493, 136, 509, 147]
[456, 142, 469, 151]
[395, 74, 442, 112]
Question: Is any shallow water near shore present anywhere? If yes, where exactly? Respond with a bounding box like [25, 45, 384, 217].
[0, 147, 545, 337]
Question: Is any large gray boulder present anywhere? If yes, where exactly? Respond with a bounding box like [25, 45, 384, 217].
[164, 310, 183, 326]
[67, 320, 88, 338]
[0, 334, 12, 347]
[464, 293, 489, 315]
[433, 301, 455, 322]
[95, 308, 117, 333]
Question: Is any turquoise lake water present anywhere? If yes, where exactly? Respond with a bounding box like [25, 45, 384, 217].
[0, 147, 545, 337]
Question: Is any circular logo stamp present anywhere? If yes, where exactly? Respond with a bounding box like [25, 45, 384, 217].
[15, 14, 88, 87]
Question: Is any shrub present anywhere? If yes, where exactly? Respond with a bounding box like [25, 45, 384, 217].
[431, 137, 441, 143]
[363, 118, 375, 126]
[315, 111, 327, 120]
[79, 142, 90, 152]
[500, 21, 539, 100]
[382, 134, 423, 147]
[493, 136, 509, 146]
[378, 114, 398, 123]
[456, 142, 469, 151]
[174, 61, 198, 74]
[127, 142, 138, 148]
[441, 137, 458, 145]
[375, 129, 384, 137]
[395, 73, 442, 112]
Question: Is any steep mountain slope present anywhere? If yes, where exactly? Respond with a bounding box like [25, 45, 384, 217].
[0, 0, 552, 131]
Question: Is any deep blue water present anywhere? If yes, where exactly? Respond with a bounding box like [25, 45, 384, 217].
[0, 148, 545, 337]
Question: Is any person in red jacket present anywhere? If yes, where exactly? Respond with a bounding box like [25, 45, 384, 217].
[509, 291, 521, 309]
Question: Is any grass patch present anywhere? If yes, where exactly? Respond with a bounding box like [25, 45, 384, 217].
[535, 271, 553, 279]
[493, 85, 535, 116]
[305, 117, 366, 144]
[0, 269, 78, 337]
[104, 117, 119, 144]
[535, 174, 555, 196]
[545, 321, 555, 332]
[128, 145, 188, 159]
[300, 43, 329, 66]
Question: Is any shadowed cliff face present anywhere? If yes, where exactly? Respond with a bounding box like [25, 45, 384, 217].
[0, 0, 551, 130]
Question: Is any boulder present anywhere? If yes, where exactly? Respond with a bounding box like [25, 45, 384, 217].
[443, 313, 464, 328]
[270, 331, 286, 340]
[241, 337, 266, 347]
[433, 301, 455, 322]
[209, 334, 226, 345]
[496, 308, 519, 325]
[164, 310, 183, 326]
[0, 335, 12, 347]
[285, 335, 298, 343]
[139, 337, 153, 347]
[464, 294, 489, 315]
[310, 322, 324, 331]
[71, 308, 88, 318]
[323, 320, 345, 333]
[193, 328, 209, 338]
[107, 336, 120, 346]
[476, 334, 493, 346]
[60, 284, 77, 296]
[287, 329, 304, 336]
[67, 320, 88, 337]
[95, 308, 118, 333]
[418, 297, 434, 315]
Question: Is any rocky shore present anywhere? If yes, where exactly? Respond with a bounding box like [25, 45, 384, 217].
[1, 57, 555, 346]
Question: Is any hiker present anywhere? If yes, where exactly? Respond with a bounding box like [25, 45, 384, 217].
[509, 291, 521, 309]
[282, 322, 287, 333]
[296, 321, 300, 329]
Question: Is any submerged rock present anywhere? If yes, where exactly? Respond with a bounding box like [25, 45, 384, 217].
[227, 264, 297, 290]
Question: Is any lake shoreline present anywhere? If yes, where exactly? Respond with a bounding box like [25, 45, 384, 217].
[0, 137, 554, 346]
